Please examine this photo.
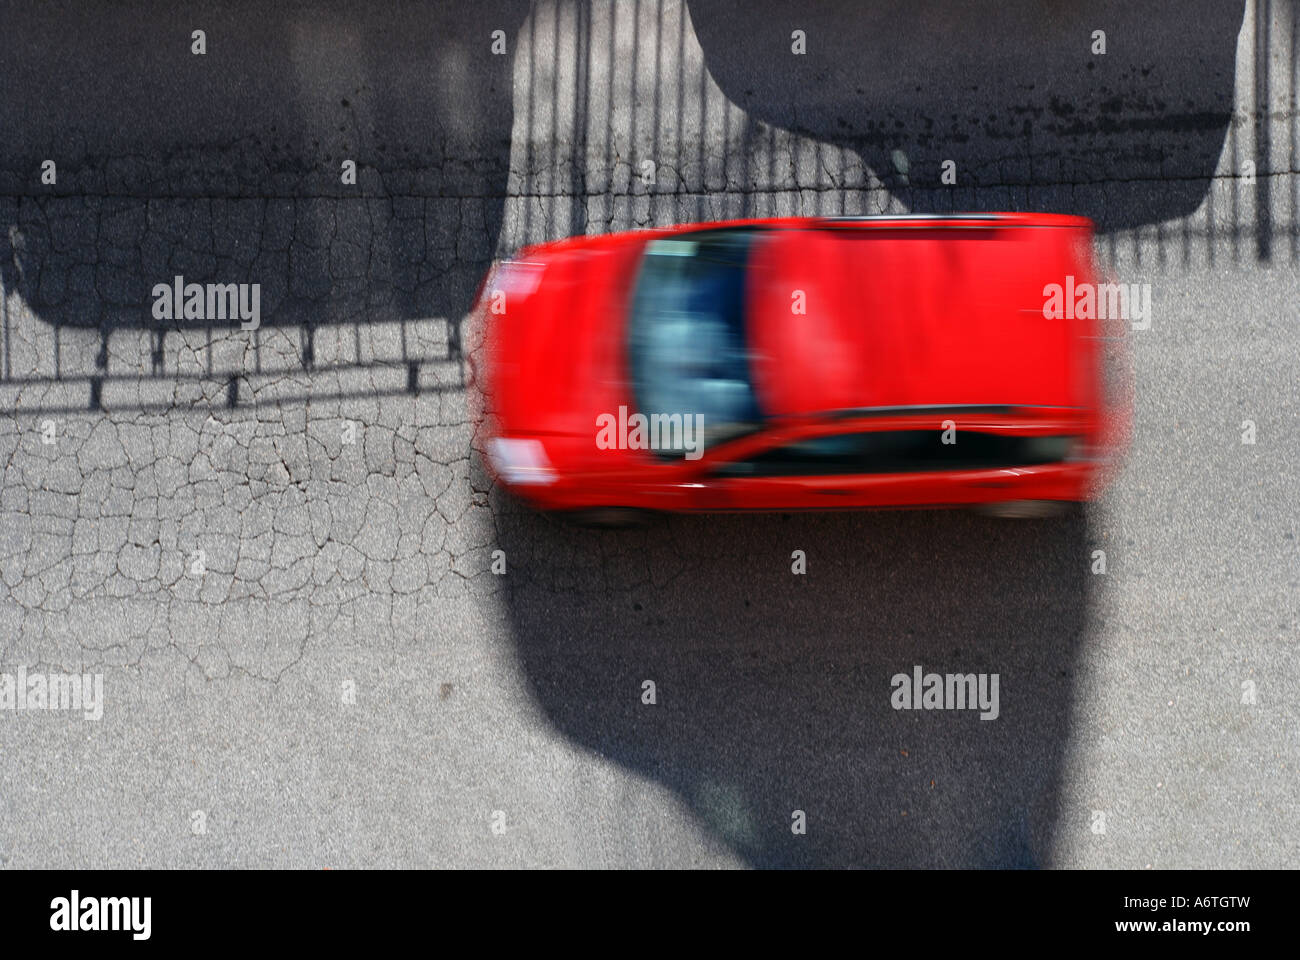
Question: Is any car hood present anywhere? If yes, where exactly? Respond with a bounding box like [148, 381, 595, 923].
[483, 234, 649, 459]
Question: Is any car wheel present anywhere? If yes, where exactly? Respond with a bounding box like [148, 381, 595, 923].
[558, 507, 659, 529]
[975, 499, 1074, 519]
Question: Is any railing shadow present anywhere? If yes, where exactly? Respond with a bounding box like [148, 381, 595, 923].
[0, 0, 529, 411]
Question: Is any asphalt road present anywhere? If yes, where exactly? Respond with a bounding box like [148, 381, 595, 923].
[0, 0, 1296, 868]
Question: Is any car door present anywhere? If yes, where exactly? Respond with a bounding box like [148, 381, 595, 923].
[684, 425, 941, 510]
[686, 423, 1076, 511]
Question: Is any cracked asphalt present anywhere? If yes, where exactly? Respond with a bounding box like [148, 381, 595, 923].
[0, 0, 1297, 868]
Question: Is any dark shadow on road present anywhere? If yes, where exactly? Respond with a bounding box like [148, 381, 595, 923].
[496, 505, 1092, 867]
[689, 0, 1247, 233]
[0, 0, 529, 381]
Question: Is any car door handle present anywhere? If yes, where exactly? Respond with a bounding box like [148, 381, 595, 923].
[813, 488, 854, 496]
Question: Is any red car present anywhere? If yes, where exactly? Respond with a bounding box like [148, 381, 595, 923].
[477, 213, 1131, 525]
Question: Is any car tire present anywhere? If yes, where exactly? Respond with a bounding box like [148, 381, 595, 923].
[974, 499, 1074, 519]
[558, 507, 660, 529]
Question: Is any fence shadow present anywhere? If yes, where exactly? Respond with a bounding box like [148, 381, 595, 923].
[690, 0, 1247, 232]
[0, 0, 529, 399]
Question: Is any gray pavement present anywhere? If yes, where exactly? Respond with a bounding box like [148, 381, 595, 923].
[0, 0, 1296, 868]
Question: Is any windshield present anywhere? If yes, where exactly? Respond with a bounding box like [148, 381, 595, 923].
[627, 230, 764, 454]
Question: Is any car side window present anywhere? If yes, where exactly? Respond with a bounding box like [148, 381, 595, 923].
[712, 431, 1074, 478]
